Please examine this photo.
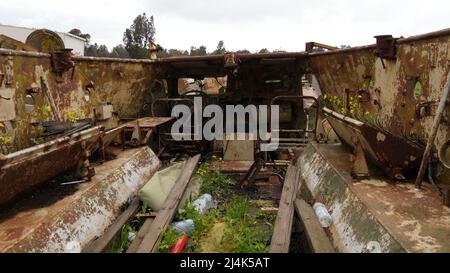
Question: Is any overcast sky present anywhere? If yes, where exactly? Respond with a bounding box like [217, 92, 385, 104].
[0, 0, 449, 52]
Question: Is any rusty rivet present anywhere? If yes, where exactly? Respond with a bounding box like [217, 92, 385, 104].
[410, 119, 415, 125]
[401, 101, 406, 107]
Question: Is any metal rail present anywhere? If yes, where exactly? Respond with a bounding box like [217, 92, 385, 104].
[150, 98, 194, 117]
[270, 95, 320, 138]
[415, 71, 450, 188]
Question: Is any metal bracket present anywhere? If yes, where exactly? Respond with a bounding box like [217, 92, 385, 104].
[270, 95, 320, 140]
[51, 49, 75, 83]
[350, 135, 370, 179]
[374, 35, 397, 69]
[3, 57, 14, 86]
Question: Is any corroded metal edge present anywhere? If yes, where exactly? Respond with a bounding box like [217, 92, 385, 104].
[1, 146, 161, 253]
[296, 143, 405, 253]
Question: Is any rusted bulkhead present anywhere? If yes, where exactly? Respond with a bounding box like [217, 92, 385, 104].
[308, 28, 450, 190]
[323, 107, 424, 179]
[0, 48, 162, 205]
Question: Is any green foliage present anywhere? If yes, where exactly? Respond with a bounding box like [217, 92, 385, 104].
[84, 43, 110, 57]
[140, 201, 149, 214]
[235, 49, 251, 54]
[157, 48, 189, 58]
[157, 227, 183, 253]
[0, 134, 12, 146]
[414, 81, 423, 99]
[110, 45, 130, 59]
[108, 223, 136, 253]
[69, 28, 113, 58]
[69, 28, 91, 43]
[213, 40, 226, 55]
[158, 159, 273, 254]
[159, 199, 218, 253]
[224, 225, 268, 253]
[176, 202, 218, 252]
[224, 196, 249, 224]
[123, 13, 155, 59]
[320, 94, 375, 125]
[190, 45, 207, 56]
[106, 201, 151, 253]
[221, 196, 270, 253]
[0, 128, 12, 155]
[197, 163, 236, 199]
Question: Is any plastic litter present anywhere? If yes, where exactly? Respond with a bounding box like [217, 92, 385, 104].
[128, 231, 136, 242]
[192, 194, 215, 215]
[170, 234, 188, 253]
[313, 202, 332, 228]
[171, 219, 195, 235]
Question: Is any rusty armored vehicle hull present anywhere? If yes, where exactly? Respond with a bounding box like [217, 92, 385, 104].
[0, 28, 450, 253]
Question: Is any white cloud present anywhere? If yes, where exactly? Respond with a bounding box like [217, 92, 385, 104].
[0, 0, 449, 52]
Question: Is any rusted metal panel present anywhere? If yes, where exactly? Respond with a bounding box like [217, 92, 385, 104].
[299, 142, 450, 252]
[308, 28, 450, 188]
[0, 48, 160, 154]
[297, 143, 405, 253]
[0, 116, 169, 206]
[0, 146, 160, 253]
[122, 117, 173, 128]
[323, 107, 424, 179]
[0, 126, 103, 206]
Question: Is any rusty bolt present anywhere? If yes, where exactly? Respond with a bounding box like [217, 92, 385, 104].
[410, 119, 415, 125]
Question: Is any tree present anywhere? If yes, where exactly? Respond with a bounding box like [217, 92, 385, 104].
[97, 45, 110, 57]
[213, 40, 226, 55]
[69, 28, 111, 57]
[235, 49, 250, 54]
[190, 45, 207, 56]
[68, 28, 91, 43]
[110, 45, 130, 58]
[259, 48, 269, 53]
[123, 13, 155, 59]
[157, 48, 189, 58]
[84, 43, 100, 57]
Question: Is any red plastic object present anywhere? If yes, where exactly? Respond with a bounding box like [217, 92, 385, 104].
[170, 234, 188, 253]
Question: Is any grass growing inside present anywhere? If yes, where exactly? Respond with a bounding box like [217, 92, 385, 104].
[106, 201, 150, 253]
[157, 159, 276, 253]
[157, 200, 218, 253]
[220, 196, 271, 253]
[196, 163, 236, 200]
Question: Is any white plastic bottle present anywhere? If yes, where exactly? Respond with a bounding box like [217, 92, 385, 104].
[313, 202, 332, 228]
[192, 194, 215, 215]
